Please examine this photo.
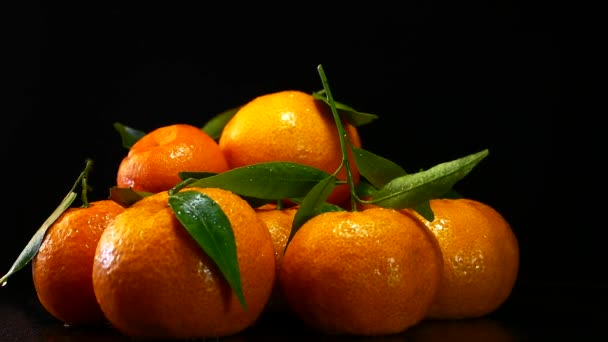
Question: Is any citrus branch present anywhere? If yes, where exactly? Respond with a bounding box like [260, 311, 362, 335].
[317, 64, 358, 210]
[79, 159, 94, 208]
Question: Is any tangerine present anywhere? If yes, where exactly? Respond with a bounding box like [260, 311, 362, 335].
[92, 187, 276, 339]
[279, 207, 443, 335]
[116, 123, 229, 193]
[32, 200, 125, 326]
[413, 198, 519, 319]
[218, 90, 361, 205]
[254, 203, 298, 313]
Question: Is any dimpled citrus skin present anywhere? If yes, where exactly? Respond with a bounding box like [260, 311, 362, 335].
[218, 90, 361, 205]
[415, 198, 520, 319]
[254, 204, 298, 313]
[255, 204, 298, 274]
[92, 187, 276, 339]
[279, 207, 443, 335]
[32, 200, 125, 326]
[116, 124, 229, 193]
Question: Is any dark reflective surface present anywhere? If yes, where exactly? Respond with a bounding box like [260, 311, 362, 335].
[2, 282, 607, 341]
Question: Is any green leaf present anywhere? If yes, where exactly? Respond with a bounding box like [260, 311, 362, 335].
[1, 191, 77, 287]
[239, 196, 273, 209]
[287, 197, 345, 213]
[312, 90, 378, 127]
[184, 162, 331, 200]
[201, 107, 241, 140]
[177, 172, 293, 208]
[170, 178, 202, 195]
[108, 187, 149, 207]
[370, 149, 489, 209]
[179, 171, 217, 181]
[113, 122, 146, 149]
[354, 179, 379, 197]
[412, 201, 434, 222]
[352, 146, 407, 188]
[289, 176, 339, 241]
[168, 191, 246, 309]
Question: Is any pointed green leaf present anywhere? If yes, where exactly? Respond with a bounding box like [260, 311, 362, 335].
[352, 146, 407, 188]
[201, 107, 241, 140]
[168, 191, 246, 309]
[185, 162, 330, 200]
[287, 197, 345, 214]
[177, 172, 289, 208]
[289, 176, 340, 241]
[1, 191, 76, 287]
[108, 187, 149, 207]
[179, 171, 217, 181]
[371, 149, 489, 209]
[113, 122, 146, 149]
[239, 196, 273, 209]
[173, 179, 271, 214]
[354, 179, 379, 197]
[412, 201, 434, 222]
[312, 90, 378, 126]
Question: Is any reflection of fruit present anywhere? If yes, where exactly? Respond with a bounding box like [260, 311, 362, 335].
[92, 187, 276, 339]
[406, 318, 516, 341]
[116, 124, 229, 193]
[32, 200, 125, 326]
[414, 198, 519, 319]
[279, 207, 443, 335]
[255, 203, 298, 313]
[218, 90, 361, 205]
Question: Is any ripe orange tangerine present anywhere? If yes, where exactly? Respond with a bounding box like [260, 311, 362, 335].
[218, 90, 361, 205]
[255, 203, 298, 313]
[32, 200, 125, 326]
[279, 207, 443, 335]
[92, 187, 276, 339]
[413, 198, 520, 319]
[116, 123, 229, 193]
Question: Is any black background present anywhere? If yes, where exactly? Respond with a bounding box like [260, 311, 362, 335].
[4, 0, 586, 327]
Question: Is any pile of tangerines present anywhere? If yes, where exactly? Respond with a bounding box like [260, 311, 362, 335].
[1, 67, 519, 340]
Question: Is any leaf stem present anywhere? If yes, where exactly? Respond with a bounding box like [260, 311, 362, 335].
[79, 159, 94, 208]
[317, 65, 357, 210]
